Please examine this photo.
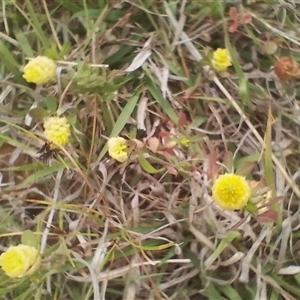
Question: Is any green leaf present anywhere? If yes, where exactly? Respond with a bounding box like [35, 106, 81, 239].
[205, 284, 223, 299]
[55, 0, 82, 13]
[67, 113, 77, 126]
[217, 285, 243, 300]
[239, 77, 251, 106]
[235, 161, 255, 177]
[0, 41, 25, 84]
[58, 42, 72, 58]
[21, 230, 39, 249]
[13, 28, 34, 57]
[205, 231, 241, 268]
[29, 107, 49, 122]
[138, 155, 160, 174]
[104, 45, 135, 65]
[24, 0, 50, 49]
[19, 162, 71, 188]
[97, 88, 142, 161]
[45, 96, 58, 113]
[107, 9, 126, 22]
[146, 80, 178, 123]
[44, 46, 59, 60]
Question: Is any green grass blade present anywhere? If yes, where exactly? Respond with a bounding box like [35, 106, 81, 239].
[97, 87, 142, 161]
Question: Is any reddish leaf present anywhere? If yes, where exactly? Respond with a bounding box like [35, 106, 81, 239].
[159, 131, 172, 138]
[258, 196, 284, 208]
[248, 179, 267, 194]
[256, 210, 278, 224]
[207, 153, 219, 181]
[162, 137, 177, 148]
[229, 6, 238, 20]
[163, 147, 175, 155]
[241, 13, 252, 24]
[157, 150, 174, 161]
[228, 22, 238, 33]
[235, 161, 255, 177]
[230, 215, 248, 230]
[167, 119, 175, 128]
[147, 137, 160, 153]
[131, 138, 144, 148]
[178, 112, 187, 128]
[167, 166, 178, 176]
[223, 151, 234, 170]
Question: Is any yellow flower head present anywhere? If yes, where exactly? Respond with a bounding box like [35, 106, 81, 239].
[108, 137, 128, 163]
[23, 56, 57, 85]
[0, 244, 41, 278]
[212, 173, 251, 210]
[211, 48, 232, 72]
[43, 116, 71, 147]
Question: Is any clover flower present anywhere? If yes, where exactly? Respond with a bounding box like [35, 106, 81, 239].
[211, 48, 232, 72]
[43, 116, 71, 148]
[0, 244, 41, 278]
[212, 173, 251, 210]
[108, 137, 128, 163]
[23, 56, 57, 85]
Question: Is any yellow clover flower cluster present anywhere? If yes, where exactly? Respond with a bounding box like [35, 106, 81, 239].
[212, 173, 251, 210]
[43, 116, 71, 148]
[107, 137, 128, 163]
[0, 244, 41, 278]
[23, 56, 57, 85]
[211, 48, 232, 72]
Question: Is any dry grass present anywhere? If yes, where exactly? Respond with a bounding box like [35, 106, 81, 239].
[1, 0, 300, 299]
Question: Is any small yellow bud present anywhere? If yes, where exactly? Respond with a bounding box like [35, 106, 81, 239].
[179, 137, 190, 147]
[0, 244, 41, 278]
[212, 173, 251, 210]
[23, 56, 57, 85]
[107, 137, 128, 163]
[211, 48, 232, 72]
[43, 116, 71, 147]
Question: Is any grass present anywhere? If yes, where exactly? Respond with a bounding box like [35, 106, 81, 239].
[0, 0, 300, 299]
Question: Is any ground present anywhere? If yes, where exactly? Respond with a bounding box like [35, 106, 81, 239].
[0, 1, 300, 300]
